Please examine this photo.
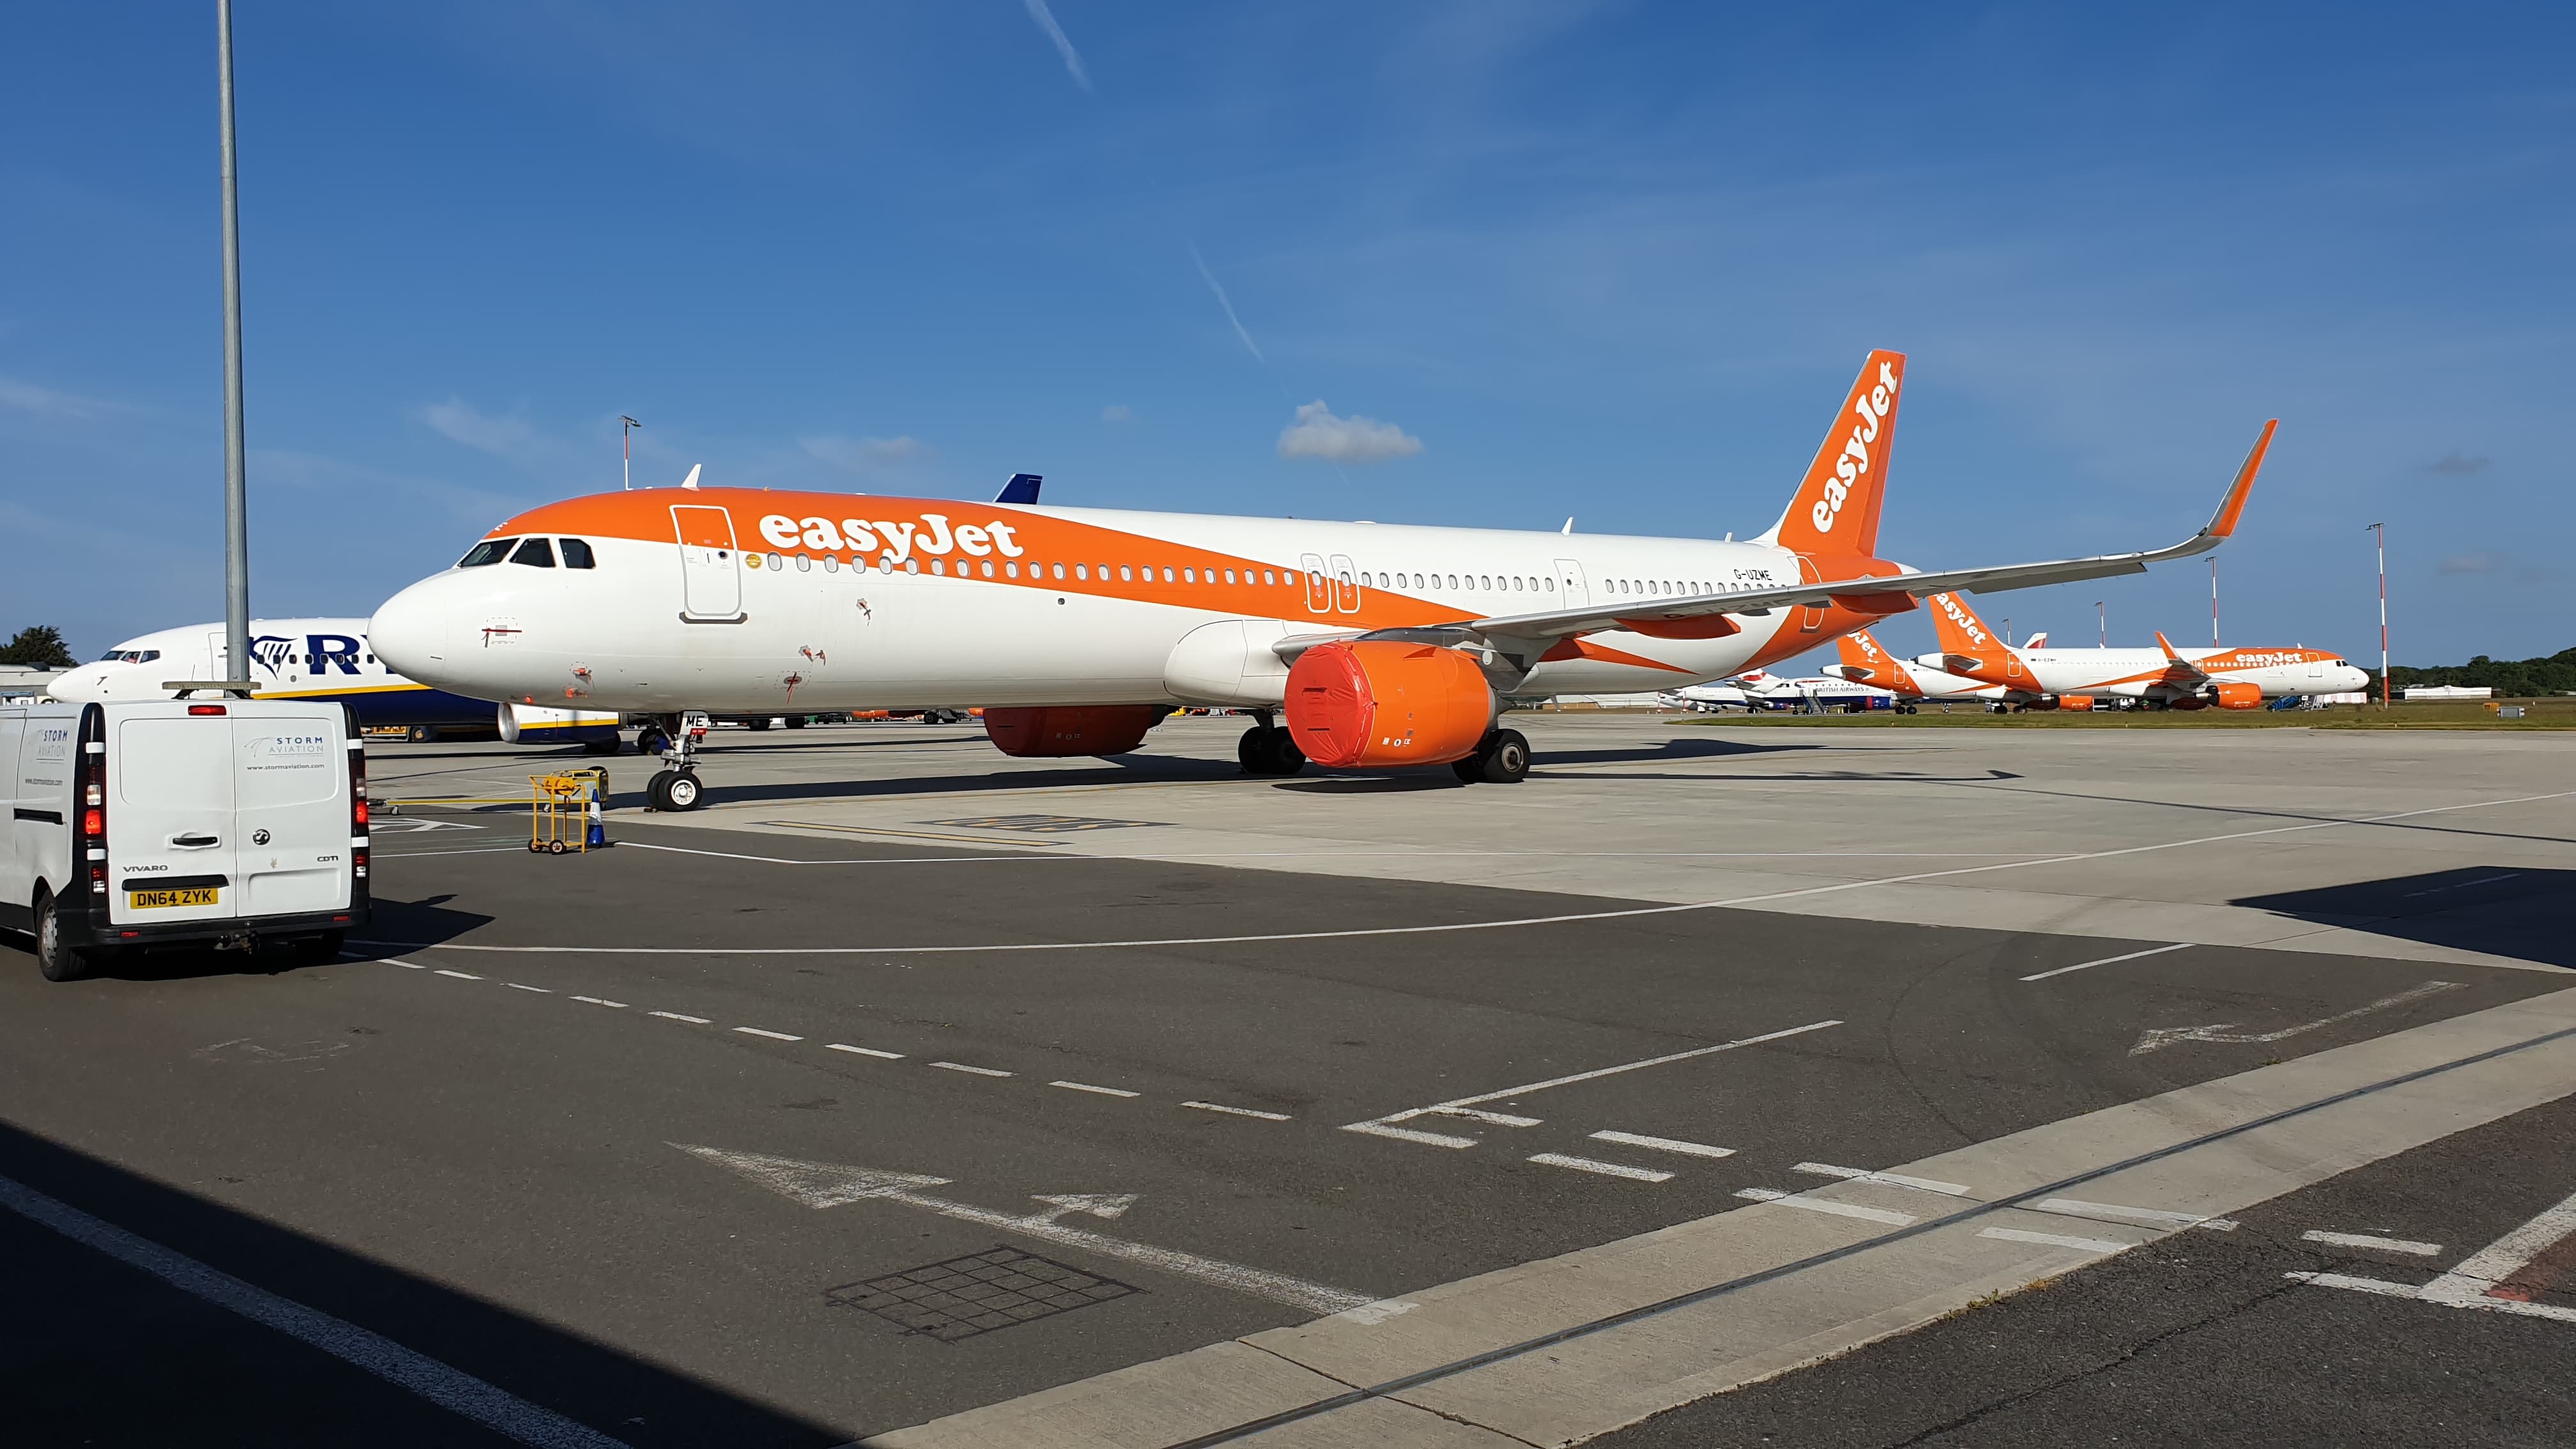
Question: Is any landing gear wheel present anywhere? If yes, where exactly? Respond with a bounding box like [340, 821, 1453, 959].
[1475, 728, 1531, 785]
[406, 724, 434, 744]
[34, 893, 89, 983]
[1450, 756, 1483, 784]
[634, 728, 670, 757]
[747, 717, 772, 732]
[1238, 725, 1306, 776]
[661, 770, 703, 811]
[645, 769, 676, 811]
[784, 715, 807, 730]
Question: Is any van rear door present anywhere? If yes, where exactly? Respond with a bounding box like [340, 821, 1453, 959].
[232, 706, 351, 918]
[107, 707, 237, 926]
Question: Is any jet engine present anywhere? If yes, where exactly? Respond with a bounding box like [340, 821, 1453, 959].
[2056, 694, 2096, 712]
[1284, 641, 1492, 769]
[2210, 680, 2266, 710]
[983, 705, 1165, 757]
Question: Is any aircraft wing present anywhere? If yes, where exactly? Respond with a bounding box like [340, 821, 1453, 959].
[2151, 631, 2212, 684]
[1451, 420, 2274, 648]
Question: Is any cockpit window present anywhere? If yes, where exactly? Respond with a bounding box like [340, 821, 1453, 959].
[558, 537, 596, 569]
[509, 538, 558, 568]
[459, 539, 515, 567]
[98, 648, 162, 664]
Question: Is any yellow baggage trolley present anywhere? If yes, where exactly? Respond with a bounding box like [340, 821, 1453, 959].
[530, 768, 608, 854]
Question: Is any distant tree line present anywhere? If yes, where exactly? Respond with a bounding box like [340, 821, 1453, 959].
[0, 625, 77, 669]
[2379, 647, 2576, 697]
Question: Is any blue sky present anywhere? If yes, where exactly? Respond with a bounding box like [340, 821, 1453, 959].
[5, 3, 2569, 666]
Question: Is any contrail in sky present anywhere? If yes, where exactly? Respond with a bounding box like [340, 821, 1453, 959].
[1188, 242, 1266, 365]
[1023, 0, 1092, 93]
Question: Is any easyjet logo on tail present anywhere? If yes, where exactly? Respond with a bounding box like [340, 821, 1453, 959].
[1931, 592, 1989, 648]
[1811, 360, 1899, 535]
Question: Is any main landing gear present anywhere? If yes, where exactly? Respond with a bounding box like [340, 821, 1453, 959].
[1450, 727, 1531, 785]
[1238, 714, 1307, 777]
[643, 713, 709, 811]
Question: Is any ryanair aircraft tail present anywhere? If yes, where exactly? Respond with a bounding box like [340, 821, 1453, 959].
[1760, 349, 1905, 560]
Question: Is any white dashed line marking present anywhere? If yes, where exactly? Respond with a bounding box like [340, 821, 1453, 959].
[505, 983, 552, 993]
[734, 1027, 802, 1042]
[1981, 1225, 2131, 1254]
[1736, 1188, 1916, 1225]
[2302, 1230, 2442, 1255]
[1528, 1153, 1673, 1183]
[931, 1061, 1013, 1078]
[1795, 1162, 1972, 1197]
[1589, 1130, 1733, 1159]
[827, 1043, 903, 1059]
[648, 1011, 711, 1025]
[1051, 1080, 1140, 1098]
[1433, 1107, 1542, 1128]
[2035, 1197, 2238, 1231]
[1183, 1101, 1291, 1121]
[1344, 1122, 1478, 1149]
[571, 996, 626, 1008]
[2020, 942, 2190, 982]
[433, 969, 482, 981]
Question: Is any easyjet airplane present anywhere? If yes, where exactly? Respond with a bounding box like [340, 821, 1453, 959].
[1822, 628, 2007, 709]
[1917, 590, 2368, 709]
[367, 351, 2274, 809]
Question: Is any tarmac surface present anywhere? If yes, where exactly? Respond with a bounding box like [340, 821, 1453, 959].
[1, 714, 2568, 1446]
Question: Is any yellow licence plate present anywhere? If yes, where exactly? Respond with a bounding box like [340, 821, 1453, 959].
[132, 887, 219, 910]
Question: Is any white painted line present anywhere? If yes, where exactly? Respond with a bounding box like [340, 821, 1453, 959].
[1981, 1225, 2130, 1254]
[505, 983, 552, 993]
[1183, 1101, 1292, 1121]
[354, 787, 2576, 957]
[1433, 1107, 1543, 1128]
[733, 1027, 802, 1042]
[1589, 1130, 1734, 1160]
[433, 969, 482, 981]
[648, 1011, 710, 1025]
[2303, 1230, 2442, 1255]
[0, 1172, 629, 1449]
[1735, 1188, 1915, 1226]
[1795, 1162, 1971, 1196]
[391, 960, 425, 969]
[1050, 1080, 1140, 1098]
[2422, 1186, 2576, 1300]
[2132, 980, 2466, 1054]
[1343, 1019, 1843, 1147]
[2289, 1271, 2576, 1322]
[1529, 1154, 1674, 1183]
[931, 1061, 1013, 1078]
[570, 995, 626, 1008]
[1343, 1121, 1478, 1149]
[2035, 1197, 2238, 1231]
[827, 1043, 904, 1059]
[2021, 942, 2190, 982]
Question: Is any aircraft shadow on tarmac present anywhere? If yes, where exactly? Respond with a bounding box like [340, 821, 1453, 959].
[0, 1121, 840, 1448]
[2234, 866, 2576, 970]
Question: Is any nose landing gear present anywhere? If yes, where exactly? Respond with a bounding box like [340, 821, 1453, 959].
[643, 714, 709, 811]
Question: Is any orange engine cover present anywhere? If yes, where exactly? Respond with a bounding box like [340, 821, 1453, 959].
[2057, 694, 2096, 712]
[983, 705, 1164, 757]
[1284, 641, 1492, 769]
[2211, 680, 2266, 710]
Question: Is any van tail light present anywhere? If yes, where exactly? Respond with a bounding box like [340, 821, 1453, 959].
[353, 799, 369, 827]
[188, 704, 227, 716]
[353, 848, 368, 880]
[84, 808, 103, 837]
[79, 705, 107, 895]
[348, 725, 369, 881]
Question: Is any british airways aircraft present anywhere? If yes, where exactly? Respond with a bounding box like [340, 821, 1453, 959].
[47, 617, 623, 749]
[364, 352, 2274, 810]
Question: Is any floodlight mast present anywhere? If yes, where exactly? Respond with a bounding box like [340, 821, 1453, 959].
[2366, 522, 2388, 708]
[217, 0, 250, 693]
[622, 415, 641, 489]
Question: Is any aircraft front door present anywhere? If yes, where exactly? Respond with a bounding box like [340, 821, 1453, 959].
[672, 505, 743, 621]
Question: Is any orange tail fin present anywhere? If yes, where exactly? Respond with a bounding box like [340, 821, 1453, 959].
[1832, 630, 1901, 689]
[1761, 349, 1905, 558]
[1927, 591, 1998, 657]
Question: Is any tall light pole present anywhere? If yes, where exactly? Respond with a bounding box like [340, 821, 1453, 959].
[2095, 600, 2104, 649]
[2366, 521, 2388, 708]
[621, 415, 641, 489]
[2210, 558, 2220, 647]
[217, 0, 250, 691]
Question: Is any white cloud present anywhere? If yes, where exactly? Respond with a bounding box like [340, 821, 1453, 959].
[0, 377, 123, 420]
[1101, 403, 1131, 422]
[799, 433, 926, 473]
[418, 397, 546, 460]
[1022, 0, 1092, 93]
[1277, 400, 1423, 464]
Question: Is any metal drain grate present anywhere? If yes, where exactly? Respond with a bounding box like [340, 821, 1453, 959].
[919, 814, 1166, 832]
[826, 1246, 1141, 1340]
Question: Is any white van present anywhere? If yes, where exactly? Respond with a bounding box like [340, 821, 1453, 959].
[2, 700, 370, 981]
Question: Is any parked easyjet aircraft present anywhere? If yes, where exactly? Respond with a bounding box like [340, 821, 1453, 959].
[1917, 590, 2368, 709]
[368, 352, 2274, 809]
[1823, 629, 2006, 707]
[48, 618, 622, 746]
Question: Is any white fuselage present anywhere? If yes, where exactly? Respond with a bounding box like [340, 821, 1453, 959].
[1926, 645, 2372, 702]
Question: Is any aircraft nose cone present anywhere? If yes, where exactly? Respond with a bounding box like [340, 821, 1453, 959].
[49, 666, 106, 701]
[369, 576, 465, 686]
